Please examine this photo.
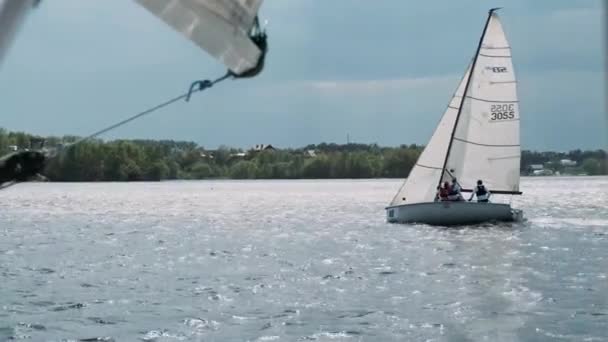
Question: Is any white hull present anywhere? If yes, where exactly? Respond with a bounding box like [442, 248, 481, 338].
[385, 201, 522, 226]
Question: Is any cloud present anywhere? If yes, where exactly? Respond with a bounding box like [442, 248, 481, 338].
[247, 74, 461, 101]
[518, 69, 606, 150]
[508, 6, 603, 73]
[0, 0, 605, 151]
[309, 76, 457, 94]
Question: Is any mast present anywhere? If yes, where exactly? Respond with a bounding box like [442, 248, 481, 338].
[437, 8, 501, 188]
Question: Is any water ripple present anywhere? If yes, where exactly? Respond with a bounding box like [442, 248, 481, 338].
[0, 178, 606, 340]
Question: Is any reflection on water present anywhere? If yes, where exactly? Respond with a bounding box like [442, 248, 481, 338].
[0, 177, 606, 341]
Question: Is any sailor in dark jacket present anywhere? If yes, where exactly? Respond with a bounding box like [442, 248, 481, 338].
[468, 179, 491, 202]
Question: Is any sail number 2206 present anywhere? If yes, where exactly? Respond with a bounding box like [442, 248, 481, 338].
[490, 104, 515, 121]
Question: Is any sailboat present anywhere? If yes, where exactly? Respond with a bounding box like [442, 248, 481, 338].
[386, 8, 524, 226]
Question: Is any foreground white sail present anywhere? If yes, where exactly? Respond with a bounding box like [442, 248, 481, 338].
[0, 0, 39, 67]
[386, 9, 523, 226]
[0, 1, 267, 77]
[134, 0, 266, 76]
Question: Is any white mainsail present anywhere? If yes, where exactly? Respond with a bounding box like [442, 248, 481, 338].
[390, 11, 520, 207]
[134, 0, 264, 75]
[443, 12, 520, 193]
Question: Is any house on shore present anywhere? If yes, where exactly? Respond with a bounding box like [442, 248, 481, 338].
[251, 144, 276, 152]
[526, 164, 553, 176]
[560, 159, 577, 167]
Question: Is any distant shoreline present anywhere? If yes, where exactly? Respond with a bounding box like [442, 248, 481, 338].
[1, 128, 607, 182]
[26, 174, 606, 184]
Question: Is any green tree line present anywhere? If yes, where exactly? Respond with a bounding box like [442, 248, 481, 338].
[0, 128, 606, 181]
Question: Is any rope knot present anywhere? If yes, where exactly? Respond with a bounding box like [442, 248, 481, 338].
[186, 80, 213, 102]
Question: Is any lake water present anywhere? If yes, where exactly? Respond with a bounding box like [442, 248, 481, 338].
[1, 177, 607, 341]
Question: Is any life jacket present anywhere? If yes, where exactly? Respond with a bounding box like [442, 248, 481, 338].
[475, 185, 489, 200]
[447, 186, 463, 201]
[448, 183, 461, 196]
[439, 187, 449, 200]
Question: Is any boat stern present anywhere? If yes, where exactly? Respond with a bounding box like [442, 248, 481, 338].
[385, 206, 398, 223]
[510, 208, 525, 222]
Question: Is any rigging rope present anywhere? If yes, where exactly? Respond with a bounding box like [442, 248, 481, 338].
[66, 71, 232, 150]
[0, 12, 270, 189]
[0, 71, 233, 188]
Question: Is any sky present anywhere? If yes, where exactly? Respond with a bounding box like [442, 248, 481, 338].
[0, 0, 606, 151]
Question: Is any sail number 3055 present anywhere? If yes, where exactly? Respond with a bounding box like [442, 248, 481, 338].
[490, 104, 516, 121]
